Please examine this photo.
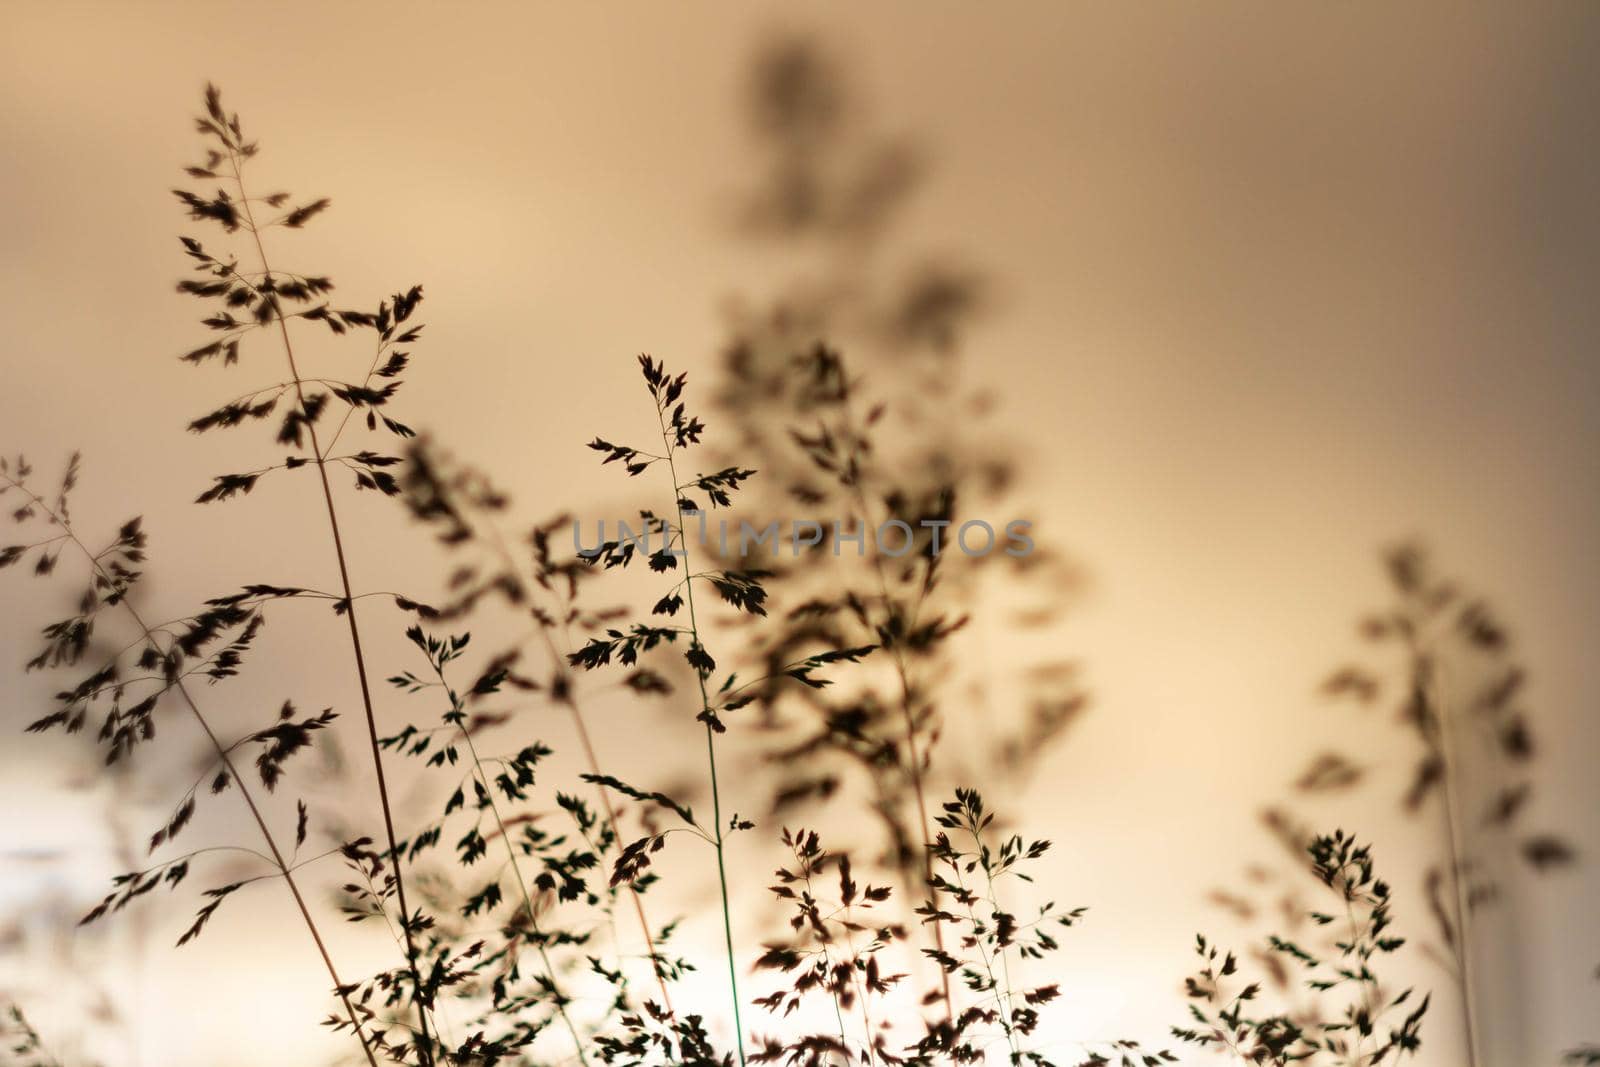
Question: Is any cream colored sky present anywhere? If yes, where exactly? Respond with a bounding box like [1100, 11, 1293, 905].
[2, 3, 1597, 1065]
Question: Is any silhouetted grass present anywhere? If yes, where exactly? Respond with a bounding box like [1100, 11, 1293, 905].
[1206, 543, 1580, 1067]
[0, 62, 1485, 1067]
[1175, 832, 1428, 1066]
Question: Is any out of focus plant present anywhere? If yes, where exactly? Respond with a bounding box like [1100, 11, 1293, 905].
[1209, 544, 1577, 1067]
[3, 1004, 65, 1067]
[711, 39, 1089, 1035]
[1565, 965, 1600, 1065]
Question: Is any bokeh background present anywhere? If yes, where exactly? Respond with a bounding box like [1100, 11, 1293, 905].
[2, 3, 1597, 1065]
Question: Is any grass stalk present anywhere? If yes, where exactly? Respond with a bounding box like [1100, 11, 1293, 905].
[834, 391, 957, 1025]
[657, 407, 748, 1067]
[452, 721, 591, 1065]
[223, 146, 435, 1066]
[0, 472, 381, 1067]
[473, 513, 680, 1016]
[1425, 657, 1483, 1067]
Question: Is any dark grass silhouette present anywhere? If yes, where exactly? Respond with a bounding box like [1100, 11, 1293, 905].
[171, 85, 436, 1064]
[1206, 543, 1579, 1067]
[1174, 832, 1428, 1067]
[0, 66, 1477, 1067]
[710, 41, 1089, 1035]
[397, 439, 688, 1019]
[0, 453, 385, 1067]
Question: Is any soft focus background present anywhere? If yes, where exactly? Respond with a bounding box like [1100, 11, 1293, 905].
[2, 3, 1597, 1066]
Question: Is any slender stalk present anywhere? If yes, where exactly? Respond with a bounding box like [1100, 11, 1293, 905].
[1425, 655, 1483, 1067]
[795, 848, 853, 1061]
[225, 150, 435, 1066]
[948, 857, 1019, 1062]
[839, 916, 878, 1067]
[1342, 893, 1374, 1066]
[2, 474, 381, 1067]
[560, 677, 680, 1014]
[657, 409, 747, 1066]
[881, 642, 955, 1021]
[833, 392, 957, 1024]
[452, 721, 590, 1065]
[475, 515, 679, 1014]
[977, 858, 1024, 1064]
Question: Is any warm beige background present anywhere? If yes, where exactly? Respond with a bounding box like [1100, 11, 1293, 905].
[2, 3, 1597, 1066]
